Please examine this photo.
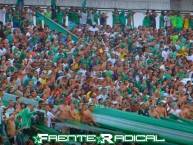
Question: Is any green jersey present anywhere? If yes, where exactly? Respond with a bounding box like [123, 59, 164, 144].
[94, 13, 100, 24]
[159, 15, 164, 29]
[56, 11, 65, 25]
[21, 108, 35, 128]
[172, 35, 179, 45]
[176, 16, 183, 29]
[68, 11, 75, 22]
[44, 12, 52, 19]
[13, 10, 20, 23]
[119, 12, 128, 25]
[113, 13, 120, 25]
[189, 18, 193, 29]
[75, 11, 81, 24]
[142, 16, 150, 27]
[87, 12, 92, 25]
[170, 15, 177, 27]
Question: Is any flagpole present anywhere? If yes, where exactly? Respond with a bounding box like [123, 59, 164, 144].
[115, 0, 117, 8]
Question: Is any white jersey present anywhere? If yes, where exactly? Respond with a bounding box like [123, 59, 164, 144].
[164, 16, 171, 27]
[80, 12, 87, 25]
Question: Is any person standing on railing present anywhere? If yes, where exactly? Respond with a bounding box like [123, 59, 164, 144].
[100, 12, 108, 26]
[183, 14, 189, 29]
[93, 8, 100, 25]
[29, 5, 36, 25]
[170, 11, 177, 28]
[126, 10, 135, 28]
[44, 7, 52, 19]
[5, 6, 13, 24]
[0, 5, 6, 26]
[189, 13, 193, 29]
[56, 6, 66, 26]
[159, 11, 165, 29]
[176, 12, 183, 32]
[80, 8, 87, 27]
[74, 7, 82, 27]
[164, 11, 171, 32]
[149, 10, 157, 28]
[142, 11, 150, 27]
[112, 8, 120, 27]
[87, 8, 93, 25]
[68, 6, 76, 26]
[119, 10, 128, 32]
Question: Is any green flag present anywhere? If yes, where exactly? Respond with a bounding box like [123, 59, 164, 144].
[82, 0, 86, 8]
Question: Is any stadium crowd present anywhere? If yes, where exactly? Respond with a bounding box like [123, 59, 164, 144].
[0, 3, 193, 145]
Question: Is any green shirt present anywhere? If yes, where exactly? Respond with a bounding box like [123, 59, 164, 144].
[44, 12, 52, 19]
[87, 12, 92, 25]
[68, 11, 75, 22]
[189, 18, 193, 29]
[51, 0, 56, 6]
[113, 13, 120, 25]
[23, 77, 33, 87]
[13, 10, 20, 23]
[175, 73, 186, 79]
[170, 15, 177, 27]
[21, 108, 35, 128]
[142, 16, 150, 27]
[75, 11, 81, 24]
[119, 12, 128, 25]
[56, 11, 65, 25]
[105, 70, 113, 78]
[53, 46, 58, 53]
[172, 35, 179, 45]
[163, 73, 171, 80]
[159, 15, 164, 29]
[176, 16, 183, 29]
[142, 95, 150, 102]
[94, 13, 100, 24]
[79, 58, 90, 69]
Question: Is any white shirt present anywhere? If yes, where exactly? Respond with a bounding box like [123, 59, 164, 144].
[162, 50, 168, 61]
[29, 9, 35, 21]
[6, 107, 15, 115]
[78, 69, 87, 76]
[164, 16, 170, 27]
[186, 55, 193, 61]
[80, 12, 87, 24]
[97, 94, 108, 101]
[107, 58, 116, 65]
[26, 32, 31, 37]
[180, 78, 191, 85]
[170, 109, 181, 116]
[46, 111, 55, 127]
[0, 48, 7, 56]
[0, 8, 6, 24]
[88, 26, 99, 32]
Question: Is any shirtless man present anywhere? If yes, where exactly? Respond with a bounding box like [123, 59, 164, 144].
[68, 104, 79, 122]
[148, 105, 160, 119]
[4, 113, 16, 145]
[82, 104, 99, 126]
[155, 101, 167, 117]
[55, 98, 77, 121]
[180, 104, 191, 119]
